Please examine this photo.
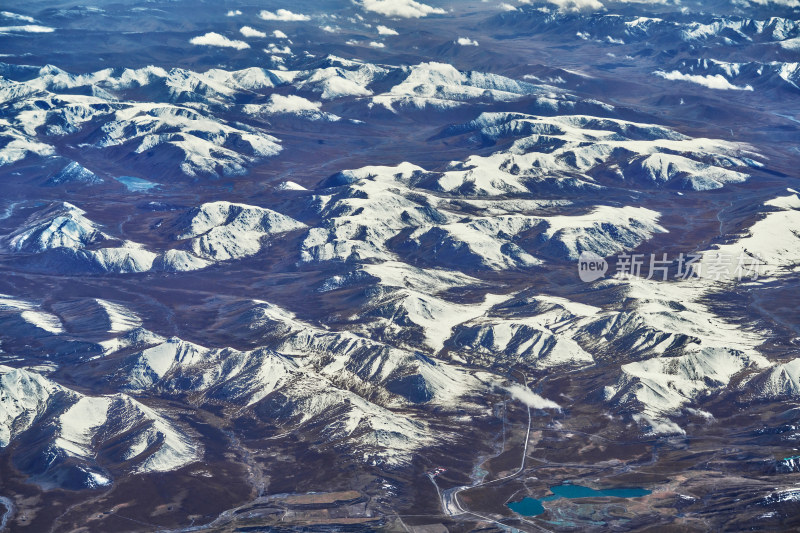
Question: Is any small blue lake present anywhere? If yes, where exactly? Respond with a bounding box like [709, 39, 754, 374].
[507, 496, 545, 516]
[508, 484, 651, 517]
[116, 176, 159, 192]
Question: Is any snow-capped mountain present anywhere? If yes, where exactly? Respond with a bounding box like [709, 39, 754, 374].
[746, 358, 800, 400]
[1, 202, 161, 273]
[449, 295, 598, 369]
[592, 276, 769, 433]
[0, 291, 497, 471]
[0, 365, 63, 447]
[89, 303, 485, 466]
[0, 366, 199, 488]
[371, 61, 543, 110]
[45, 160, 102, 186]
[698, 190, 800, 279]
[437, 112, 755, 192]
[0, 56, 556, 181]
[0, 200, 306, 273]
[491, 10, 800, 48]
[298, 158, 668, 273]
[0, 293, 66, 339]
[1, 68, 283, 178]
[173, 201, 306, 261]
[52, 298, 142, 336]
[5, 202, 107, 253]
[605, 347, 768, 435]
[296, 107, 753, 278]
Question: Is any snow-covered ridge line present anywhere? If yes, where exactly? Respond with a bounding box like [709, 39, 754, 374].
[300, 109, 755, 276]
[0, 56, 550, 115]
[457, 112, 755, 188]
[590, 275, 769, 435]
[0, 57, 558, 174]
[697, 190, 800, 280]
[107, 299, 488, 464]
[1, 201, 303, 273]
[502, 10, 800, 47]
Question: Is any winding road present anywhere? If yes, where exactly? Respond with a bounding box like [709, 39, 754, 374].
[428, 373, 553, 532]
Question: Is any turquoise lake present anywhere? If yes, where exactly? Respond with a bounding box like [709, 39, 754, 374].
[508, 484, 652, 516]
[116, 176, 159, 192]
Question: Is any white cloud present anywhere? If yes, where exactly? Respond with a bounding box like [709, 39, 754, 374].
[320, 25, 338, 33]
[266, 43, 292, 55]
[499, 2, 517, 10]
[654, 70, 754, 91]
[526, 0, 678, 11]
[226, 9, 242, 16]
[745, 0, 799, 5]
[523, 0, 603, 11]
[369, 41, 386, 48]
[1, 11, 36, 22]
[456, 36, 479, 46]
[0, 25, 53, 33]
[505, 384, 561, 410]
[360, 0, 446, 18]
[633, 414, 685, 436]
[553, 0, 604, 10]
[189, 32, 250, 50]
[273, 29, 288, 39]
[240, 26, 266, 38]
[264, 94, 322, 113]
[259, 9, 310, 22]
[377, 25, 399, 35]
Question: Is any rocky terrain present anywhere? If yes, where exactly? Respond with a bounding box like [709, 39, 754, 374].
[1, 0, 799, 531]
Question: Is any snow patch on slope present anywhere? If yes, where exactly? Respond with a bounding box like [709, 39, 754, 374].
[0, 294, 65, 334]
